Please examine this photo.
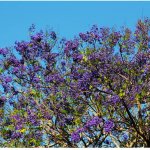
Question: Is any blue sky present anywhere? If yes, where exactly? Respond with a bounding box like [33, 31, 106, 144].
[0, 1, 150, 47]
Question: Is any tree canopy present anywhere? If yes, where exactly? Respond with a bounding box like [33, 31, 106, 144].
[0, 19, 150, 148]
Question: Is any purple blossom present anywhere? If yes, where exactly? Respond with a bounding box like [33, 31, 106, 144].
[45, 74, 64, 83]
[110, 95, 120, 104]
[76, 127, 85, 133]
[0, 48, 8, 55]
[11, 132, 22, 139]
[12, 114, 21, 121]
[15, 124, 23, 130]
[79, 33, 88, 41]
[45, 75, 53, 82]
[130, 96, 135, 101]
[73, 53, 83, 62]
[79, 26, 101, 43]
[104, 120, 114, 133]
[64, 41, 73, 52]
[64, 39, 79, 54]
[0, 96, 6, 101]
[27, 109, 40, 126]
[13, 67, 19, 73]
[44, 113, 52, 120]
[34, 65, 40, 72]
[5, 76, 12, 83]
[21, 65, 26, 71]
[71, 132, 80, 143]
[15, 41, 29, 52]
[31, 32, 43, 42]
[72, 39, 79, 50]
[71, 127, 86, 143]
[9, 56, 20, 67]
[50, 31, 57, 40]
[33, 77, 40, 82]
[85, 116, 103, 128]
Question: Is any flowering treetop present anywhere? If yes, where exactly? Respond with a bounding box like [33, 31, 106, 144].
[0, 18, 150, 148]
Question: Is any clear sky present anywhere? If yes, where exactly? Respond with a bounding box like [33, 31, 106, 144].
[0, 1, 150, 47]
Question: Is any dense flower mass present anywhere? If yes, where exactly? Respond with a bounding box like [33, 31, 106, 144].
[104, 120, 114, 133]
[85, 116, 103, 128]
[71, 132, 80, 143]
[0, 19, 150, 148]
[0, 48, 8, 55]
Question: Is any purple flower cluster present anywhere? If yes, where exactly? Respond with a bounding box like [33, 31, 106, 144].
[85, 116, 103, 128]
[64, 39, 79, 56]
[8, 56, 20, 67]
[109, 95, 120, 104]
[50, 31, 57, 40]
[136, 52, 148, 66]
[104, 120, 114, 133]
[0, 75, 12, 92]
[4, 76, 12, 83]
[71, 127, 86, 143]
[79, 25, 101, 43]
[11, 114, 25, 131]
[33, 76, 40, 82]
[31, 32, 43, 42]
[71, 131, 80, 143]
[11, 132, 22, 139]
[73, 53, 83, 62]
[109, 31, 122, 46]
[0, 48, 8, 55]
[0, 96, 6, 100]
[71, 116, 102, 143]
[27, 109, 40, 126]
[65, 40, 79, 51]
[12, 114, 21, 121]
[15, 41, 29, 53]
[13, 67, 19, 73]
[79, 33, 88, 41]
[45, 73, 64, 83]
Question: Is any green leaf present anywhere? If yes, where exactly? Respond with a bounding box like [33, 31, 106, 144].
[61, 109, 68, 114]
[119, 90, 125, 98]
[75, 118, 81, 125]
[0, 68, 4, 74]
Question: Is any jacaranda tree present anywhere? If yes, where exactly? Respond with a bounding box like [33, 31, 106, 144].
[0, 19, 150, 147]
